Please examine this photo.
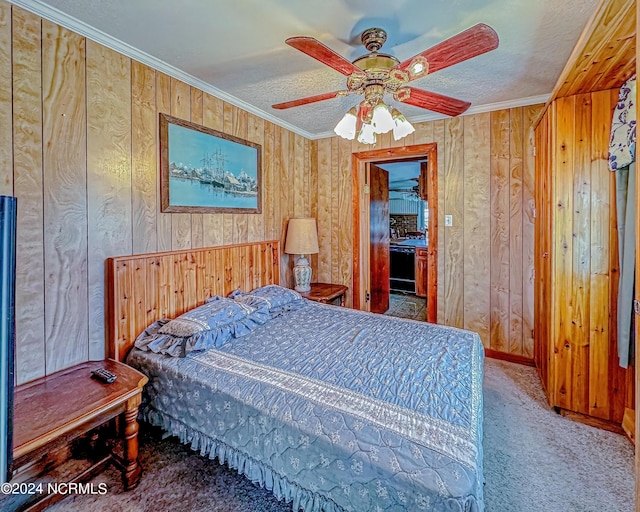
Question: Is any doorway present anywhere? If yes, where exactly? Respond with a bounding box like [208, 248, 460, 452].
[380, 159, 429, 321]
[351, 144, 438, 323]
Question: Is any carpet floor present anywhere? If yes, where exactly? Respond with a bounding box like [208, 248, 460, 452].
[41, 358, 634, 512]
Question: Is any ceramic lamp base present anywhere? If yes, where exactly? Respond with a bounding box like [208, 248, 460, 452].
[293, 255, 312, 292]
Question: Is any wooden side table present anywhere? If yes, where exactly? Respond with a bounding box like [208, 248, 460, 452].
[11, 359, 148, 510]
[300, 282, 348, 306]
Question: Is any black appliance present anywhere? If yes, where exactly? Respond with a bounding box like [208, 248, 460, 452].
[390, 245, 415, 293]
[0, 195, 16, 484]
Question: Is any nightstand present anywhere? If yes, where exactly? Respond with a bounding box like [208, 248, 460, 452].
[11, 359, 148, 510]
[300, 282, 348, 306]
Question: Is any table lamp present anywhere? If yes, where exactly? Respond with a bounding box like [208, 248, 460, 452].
[284, 218, 319, 292]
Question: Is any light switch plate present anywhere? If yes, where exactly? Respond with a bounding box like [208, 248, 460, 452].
[445, 215, 453, 227]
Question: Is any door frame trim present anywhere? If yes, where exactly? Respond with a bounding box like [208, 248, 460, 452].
[351, 143, 438, 322]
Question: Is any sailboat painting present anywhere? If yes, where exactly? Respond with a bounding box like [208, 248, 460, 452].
[160, 114, 262, 213]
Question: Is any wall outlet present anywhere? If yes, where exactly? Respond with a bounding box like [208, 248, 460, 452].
[445, 214, 453, 227]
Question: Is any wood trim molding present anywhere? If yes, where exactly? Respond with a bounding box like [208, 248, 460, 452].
[555, 407, 626, 436]
[351, 144, 438, 323]
[484, 348, 535, 367]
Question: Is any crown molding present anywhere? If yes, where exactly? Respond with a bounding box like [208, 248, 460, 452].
[7, 0, 317, 140]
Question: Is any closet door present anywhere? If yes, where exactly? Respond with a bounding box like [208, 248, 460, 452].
[534, 109, 553, 396]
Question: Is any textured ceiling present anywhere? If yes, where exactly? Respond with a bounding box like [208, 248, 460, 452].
[12, 0, 600, 139]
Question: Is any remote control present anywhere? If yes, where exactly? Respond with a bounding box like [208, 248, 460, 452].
[91, 368, 117, 384]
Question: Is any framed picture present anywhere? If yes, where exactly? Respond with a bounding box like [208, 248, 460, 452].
[160, 113, 262, 213]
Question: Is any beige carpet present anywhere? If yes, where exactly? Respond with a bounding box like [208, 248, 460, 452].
[482, 359, 634, 511]
[35, 358, 634, 511]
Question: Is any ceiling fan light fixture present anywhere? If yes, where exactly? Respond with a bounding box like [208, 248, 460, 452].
[371, 101, 394, 134]
[408, 56, 429, 79]
[334, 106, 358, 139]
[357, 121, 376, 145]
[391, 108, 415, 141]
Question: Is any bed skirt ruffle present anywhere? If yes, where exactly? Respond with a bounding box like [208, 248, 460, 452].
[142, 408, 341, 512]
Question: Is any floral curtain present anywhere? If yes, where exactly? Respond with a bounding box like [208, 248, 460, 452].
[609, 75, 636, 369]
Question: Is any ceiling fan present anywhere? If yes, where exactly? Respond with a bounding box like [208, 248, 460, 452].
[272, 24, 499, 142]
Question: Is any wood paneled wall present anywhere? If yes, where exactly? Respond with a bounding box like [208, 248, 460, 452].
[535, 89, 633, 423]
[3, 1, 544, 383]
[1, 3, 313, 384]
[312, 106, 541, 357]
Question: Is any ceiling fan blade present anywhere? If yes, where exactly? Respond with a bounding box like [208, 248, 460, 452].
[272, 90, 343, 110]
[397, 23, 499, 78]
[398, 87, 471, 117]
[286, 36, 363, 76]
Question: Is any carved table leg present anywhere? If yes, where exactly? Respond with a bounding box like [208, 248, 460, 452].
[123, 396, 142, 489]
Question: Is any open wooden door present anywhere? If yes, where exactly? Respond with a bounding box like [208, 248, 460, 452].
[369, 164, 390, 314]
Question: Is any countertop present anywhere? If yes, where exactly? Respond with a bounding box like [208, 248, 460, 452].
[390, 238, 427, 248]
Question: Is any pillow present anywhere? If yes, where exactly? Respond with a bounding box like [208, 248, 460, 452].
[232, 284, 305, 317]
[159, 297, 252, 337]
[134, 296, 270, 357]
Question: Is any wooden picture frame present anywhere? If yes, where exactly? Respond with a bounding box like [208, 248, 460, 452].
[159, 113, 262, 213]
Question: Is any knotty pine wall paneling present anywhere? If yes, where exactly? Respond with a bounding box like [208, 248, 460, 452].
[534, 89, 633, 423]
[589, 89, 615, 419]
[534, 107, 552, 393]
[2, 2, 313, 383]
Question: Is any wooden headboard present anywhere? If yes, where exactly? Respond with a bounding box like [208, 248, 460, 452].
[106, 240, 280, 362]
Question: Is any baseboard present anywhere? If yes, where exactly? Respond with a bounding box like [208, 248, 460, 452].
[554, 407, 625, 436]
[484, 349, 535, 367]
[622, 407, 635, 445]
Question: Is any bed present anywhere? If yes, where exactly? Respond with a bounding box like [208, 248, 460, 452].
[106, 241, 484, 512]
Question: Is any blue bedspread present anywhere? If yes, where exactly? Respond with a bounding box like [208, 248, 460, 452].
[127, 300, 484, 511]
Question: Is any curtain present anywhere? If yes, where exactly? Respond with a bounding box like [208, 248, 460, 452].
[615, 164, 636, 368]
[609, 75, 636, 368]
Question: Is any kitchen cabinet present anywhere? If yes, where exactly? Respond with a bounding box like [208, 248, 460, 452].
[415, 247, 427, 298]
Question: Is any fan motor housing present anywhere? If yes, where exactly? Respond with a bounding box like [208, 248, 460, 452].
[352, 53, 399, 71]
